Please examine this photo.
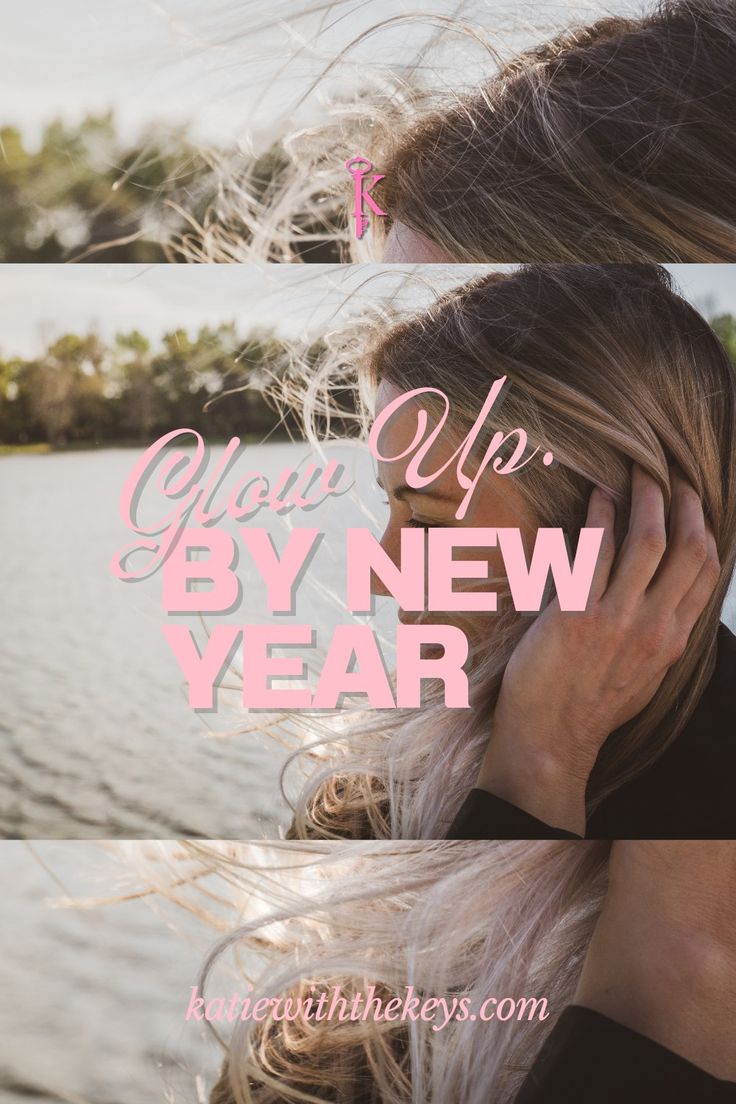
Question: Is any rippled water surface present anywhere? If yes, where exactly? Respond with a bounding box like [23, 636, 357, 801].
[0, 841, 224, 1103]
[0, 444, 384, 839]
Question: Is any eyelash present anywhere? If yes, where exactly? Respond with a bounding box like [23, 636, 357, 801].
[381, 497, 431, 529]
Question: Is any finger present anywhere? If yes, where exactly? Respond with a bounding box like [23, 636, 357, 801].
[674, 526, 721, 634]
[607, 465, 667, 604]
[585, 486, 617, 604]
[649, 472, 709, 608]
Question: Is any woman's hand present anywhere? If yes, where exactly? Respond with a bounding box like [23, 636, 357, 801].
[575, 840, 736, 1080]
[475, 466, 720, 834]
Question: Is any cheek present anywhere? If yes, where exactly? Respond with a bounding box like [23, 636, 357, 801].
[452, 544, 506, 581]
[420, 539, 513, 645]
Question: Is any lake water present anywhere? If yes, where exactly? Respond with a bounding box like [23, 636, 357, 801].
[0, 840, 227, 1103]
[0, 443, 385, 1102]
[0, 443, 388, 840]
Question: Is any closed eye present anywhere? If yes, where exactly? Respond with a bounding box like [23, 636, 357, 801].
[406, 517, 431, 529]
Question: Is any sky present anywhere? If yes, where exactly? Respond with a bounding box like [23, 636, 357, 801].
[0, 263, 734, 358]
[0, 0, 647, 149]
[0, 263, 483, 354]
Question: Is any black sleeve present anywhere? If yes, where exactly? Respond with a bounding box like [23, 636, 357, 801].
[514, 1006, 736, 1103]
[445, 789, 581, 840]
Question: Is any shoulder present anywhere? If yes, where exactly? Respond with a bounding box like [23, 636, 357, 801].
[677, 622, 736, 743]
[716, 621, 736, 662]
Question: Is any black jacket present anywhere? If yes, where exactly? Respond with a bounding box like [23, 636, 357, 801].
[515, 1006, 736, 1102]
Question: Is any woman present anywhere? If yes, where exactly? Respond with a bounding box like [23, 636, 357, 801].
[273, 263, 736, 840]
[140, 839, 735, 1102]
[188, 0, 736, 264]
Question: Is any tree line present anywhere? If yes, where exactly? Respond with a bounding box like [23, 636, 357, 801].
[2, 313, 734, 451]
[0, 324, 311, 447]
[0, 112, 340, 263]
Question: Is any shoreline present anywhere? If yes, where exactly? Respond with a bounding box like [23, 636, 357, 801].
[0, 434, 294, 457]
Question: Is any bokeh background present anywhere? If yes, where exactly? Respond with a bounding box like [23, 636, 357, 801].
[0, 0, 649, 262]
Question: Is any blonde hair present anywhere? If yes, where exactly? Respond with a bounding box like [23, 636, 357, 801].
[379, 0, 736, 262]
[118, 840, 610, 1104]
[252, 263, 736, 839]
[169, 0, 736, 263]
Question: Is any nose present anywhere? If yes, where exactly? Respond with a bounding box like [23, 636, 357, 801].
[370, 522, 400, 597]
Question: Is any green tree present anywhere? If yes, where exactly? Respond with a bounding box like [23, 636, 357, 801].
[0, 322, 301, 446]
[0, 113, 217, 263]
[711, 314, 736, 365]
[0, 114, 344, 263]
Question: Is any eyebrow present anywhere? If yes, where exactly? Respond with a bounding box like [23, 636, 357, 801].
[376, 477, 458, 503]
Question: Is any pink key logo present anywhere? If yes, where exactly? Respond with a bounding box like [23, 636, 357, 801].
[345, 156, 387, 238]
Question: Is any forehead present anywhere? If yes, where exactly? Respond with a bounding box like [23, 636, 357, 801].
[373, 379, 462, 488]
[382, 221, 455, 263]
